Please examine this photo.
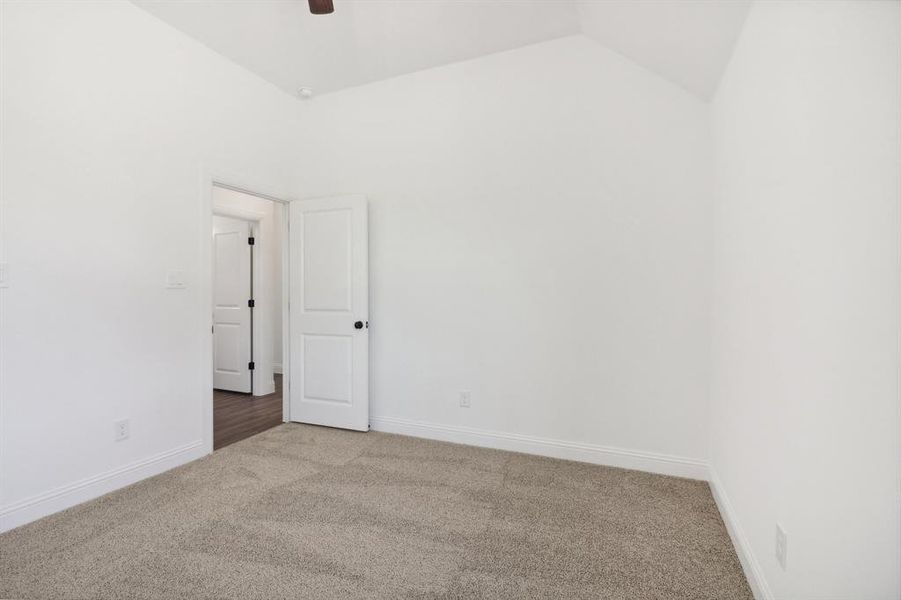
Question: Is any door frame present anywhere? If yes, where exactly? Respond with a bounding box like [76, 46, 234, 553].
[200, 168, 294, 455]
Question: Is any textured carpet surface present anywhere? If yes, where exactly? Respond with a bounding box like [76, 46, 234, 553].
[0, 424, 752, 599]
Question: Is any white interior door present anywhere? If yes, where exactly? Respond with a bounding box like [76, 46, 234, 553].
[289, 195, 368, 431]
[212, 215, 252, 393]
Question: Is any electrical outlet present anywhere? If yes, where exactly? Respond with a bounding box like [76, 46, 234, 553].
[114, 419, 130, 442]
[459, 391, 471, 408]
[775, 523, 787, 570]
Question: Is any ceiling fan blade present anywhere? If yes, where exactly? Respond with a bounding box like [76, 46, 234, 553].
[308, 0, 334, 15]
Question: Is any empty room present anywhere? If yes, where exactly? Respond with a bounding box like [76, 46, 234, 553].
[0, 1, 898, 599]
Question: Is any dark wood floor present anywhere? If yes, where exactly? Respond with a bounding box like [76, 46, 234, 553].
[214, 374, 283, 450]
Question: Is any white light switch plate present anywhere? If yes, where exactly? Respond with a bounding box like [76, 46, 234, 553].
[166, 270, 186, 289]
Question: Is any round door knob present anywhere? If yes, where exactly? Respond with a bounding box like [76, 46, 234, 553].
[354, 321, 364, 329]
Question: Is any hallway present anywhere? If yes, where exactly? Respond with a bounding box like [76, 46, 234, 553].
[214, 375, 283, 450]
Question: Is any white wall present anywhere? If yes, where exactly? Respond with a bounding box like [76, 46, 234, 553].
[0, 0, 299, 530]
[709, 2, 901, 599]
[211, 186, 281, 395]
[296, 35, 715, 473]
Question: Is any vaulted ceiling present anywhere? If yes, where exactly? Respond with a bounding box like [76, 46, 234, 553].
[132, 0, 751, 101]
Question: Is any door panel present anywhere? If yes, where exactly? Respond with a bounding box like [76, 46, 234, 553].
[214, 323, 242, 374]
[213, 215, 252, 393]
[290, 196, 368, 431]
[302, 334, 352, 403]
[302, 209, 352, 311]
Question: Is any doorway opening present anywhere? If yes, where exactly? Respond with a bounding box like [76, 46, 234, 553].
[211, 184, 288, 450]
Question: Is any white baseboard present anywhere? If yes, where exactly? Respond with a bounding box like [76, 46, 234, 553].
[709, 469, 773, 600]
[0, 440, 206, 533]
[369, 416, 708, 480]
[273, 363, 283, 375]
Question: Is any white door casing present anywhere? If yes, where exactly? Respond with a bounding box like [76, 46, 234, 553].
[212, 215, 252, 393]
[289, 195, 369, 431]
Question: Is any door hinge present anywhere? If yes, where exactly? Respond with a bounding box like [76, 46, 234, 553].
[248, 299, 255, 308]
[248, 361, 255, 370]
[248, 236, 255, 245]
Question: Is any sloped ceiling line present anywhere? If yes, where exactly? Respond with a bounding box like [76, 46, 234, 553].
[132, 0, 751, 100]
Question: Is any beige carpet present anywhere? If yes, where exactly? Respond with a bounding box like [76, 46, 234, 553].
[0, 424, 752, 599]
